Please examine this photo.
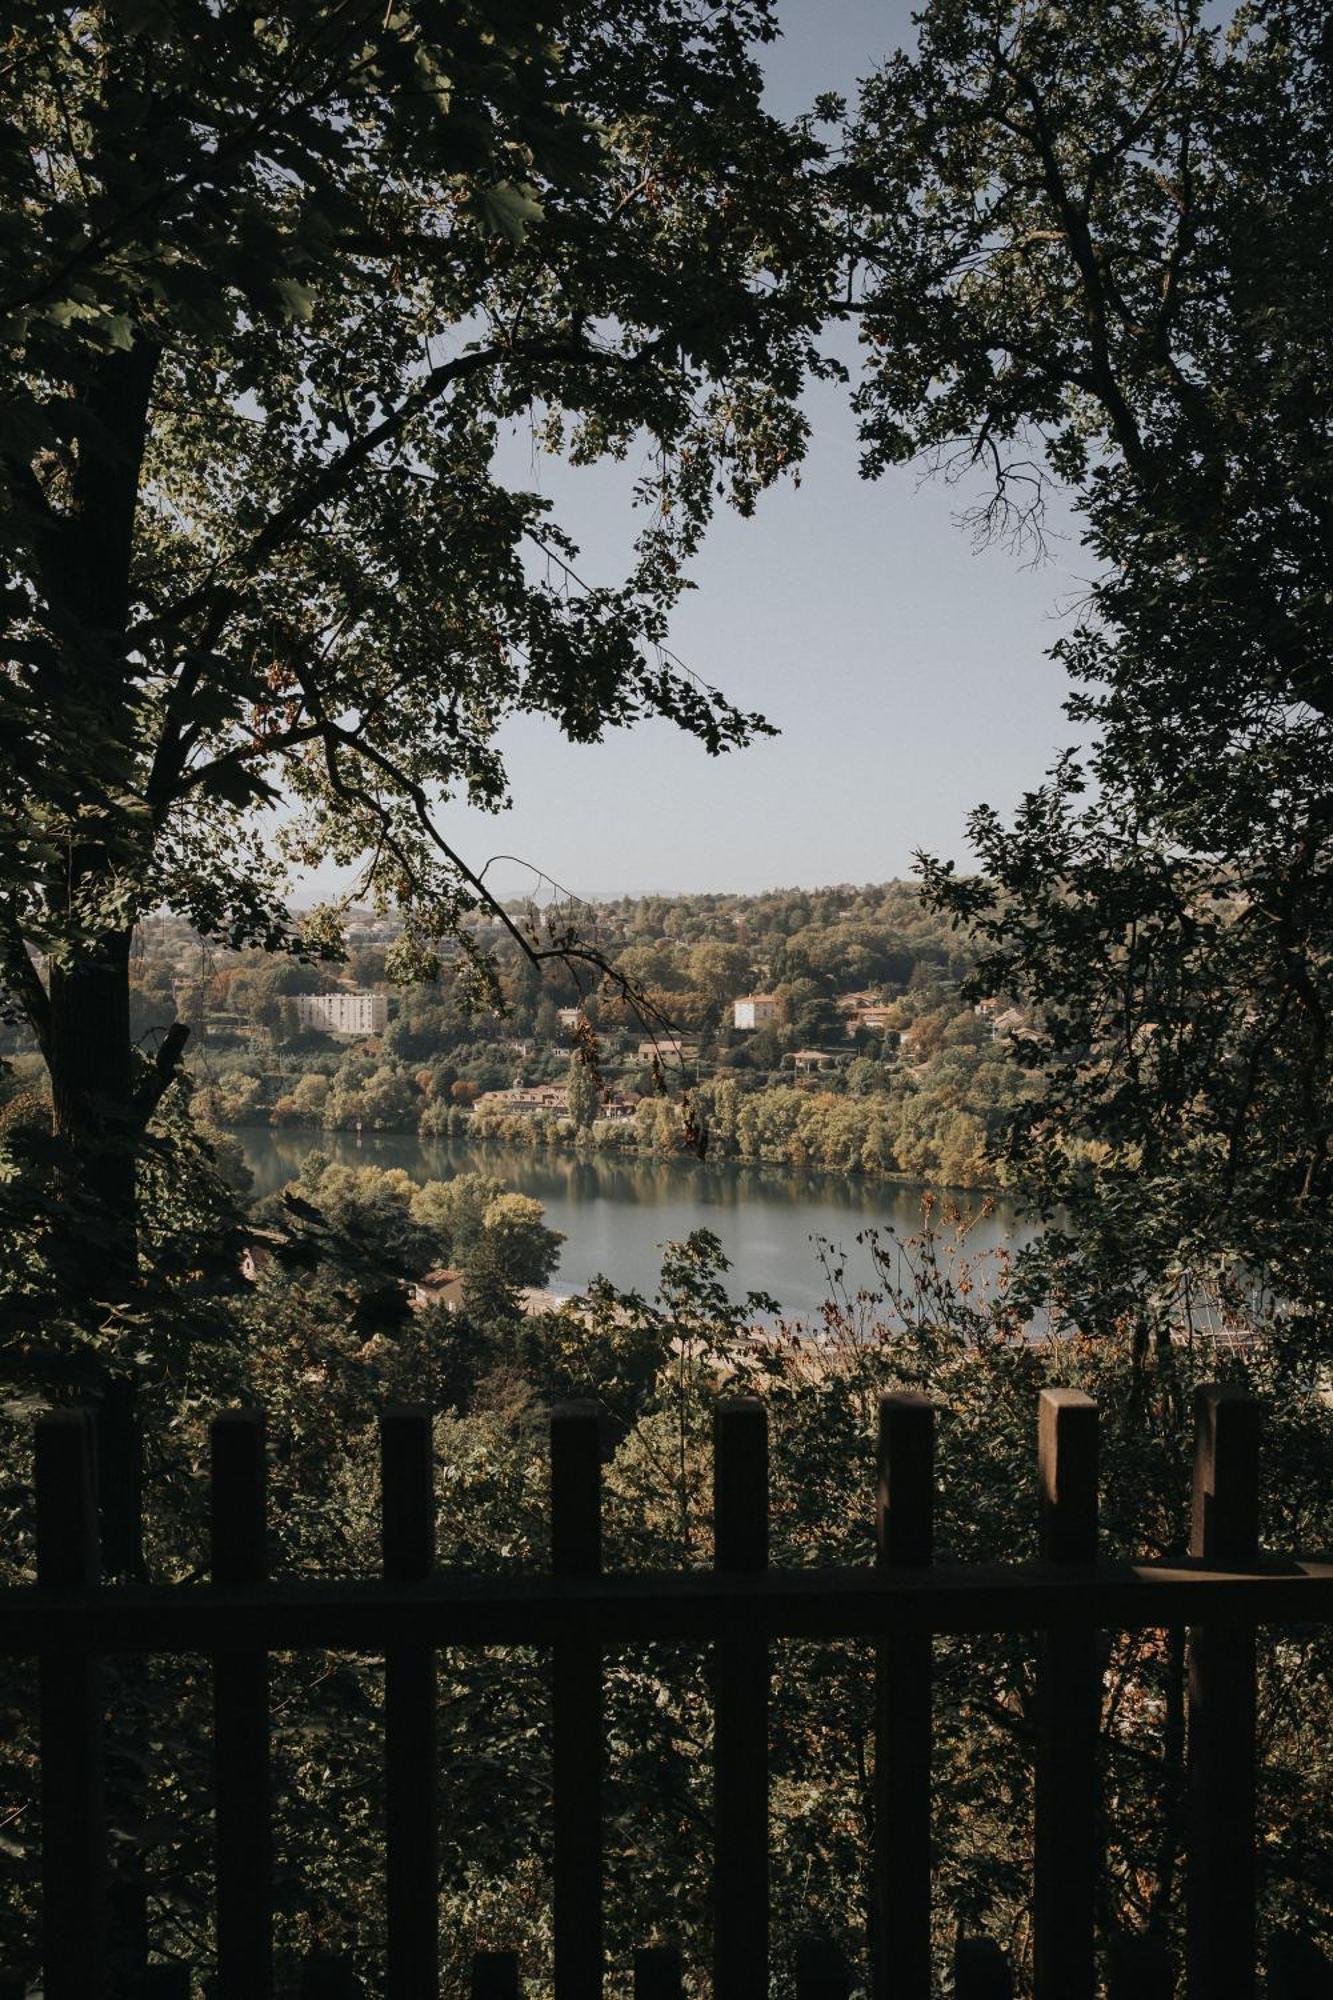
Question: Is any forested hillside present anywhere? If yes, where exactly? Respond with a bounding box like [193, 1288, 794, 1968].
[1, 883, 1041, 1189]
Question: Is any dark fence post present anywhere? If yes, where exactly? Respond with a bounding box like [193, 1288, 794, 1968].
[954, 1936, 1013, 1998]
[36, 1410, 107, 2000]
[873, 1391, 934, 2000]
[712, 1398, 770, 2000]
[381, 1405, 437, 2000]
[1186, 1384, 1259, 2000]
[633, 1945, 683, 1998]
[551, 1402, 603, 2000]
[211, 1408, 272, 1999]
[1033, 1389, 1099, 2000]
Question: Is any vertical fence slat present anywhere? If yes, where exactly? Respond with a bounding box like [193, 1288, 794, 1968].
[36, 1411, 106, 2000]
[954, 1937, 1013, 1998]
[1108, 1932, 1175, 1998]
[551, 1402, 603, 2000]
[1186, 1384, 1259, 2000]
[211, 1409, 272, 2000]
[472, 1950, 522, 1998]
[873, 1391, 934, 2000]
[1033, 1388, 1099, 2000]
[633, 1945, 683, 1998]
[712, 1397, 769, 2000]
[381, 1405, 437, 2000]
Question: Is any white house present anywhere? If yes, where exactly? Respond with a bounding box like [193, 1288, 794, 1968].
[733, 993, 779, 1031]
[294, 991, 388, 1036]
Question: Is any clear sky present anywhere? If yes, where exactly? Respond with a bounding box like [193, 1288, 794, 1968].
[308, 0, 1089, 907]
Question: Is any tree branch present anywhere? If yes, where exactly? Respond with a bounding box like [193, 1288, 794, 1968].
[131, 1021, 190, 1131]
[0, 915, 51, 1057]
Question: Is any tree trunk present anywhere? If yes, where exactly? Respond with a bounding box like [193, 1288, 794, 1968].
[46, 928, 152, 1985]
[47, 928, 144, 1575]
[48, 929, 136, 1248]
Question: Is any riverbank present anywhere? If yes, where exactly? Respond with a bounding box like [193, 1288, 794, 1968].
[233, 1114, 1003, 1199]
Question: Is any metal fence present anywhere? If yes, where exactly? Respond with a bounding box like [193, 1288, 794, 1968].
[3, 1384, 1332, 1998]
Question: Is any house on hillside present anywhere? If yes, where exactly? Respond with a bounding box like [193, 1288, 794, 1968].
[843, 1004, 892, 1035]
[791, 1048, 842, 1075]
[474, 1084, 569, 1116]
[556, 1007, 584, 1031]
[637, 1037, 696, 1063]
[733, 993, 779, 1030]
[410, 1267, 465, 1313]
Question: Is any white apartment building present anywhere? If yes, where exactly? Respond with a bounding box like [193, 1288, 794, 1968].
[733, 993, 779, 1031]
[295, 991, 388, 1036]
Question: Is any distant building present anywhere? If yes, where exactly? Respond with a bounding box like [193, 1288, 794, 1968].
[556, 1007, 584, 1031]
[295, 991, 388, 1036]
[990, 1007, 1026, 1042]
[599, 1096, 639, 1123]
[791, 1048, 841, 1074]
[733, 993, 779, 1030]
[844, 1004, 892, 1035]
[637, 1037, 695, 1063]
[410, 1267, 465, 1313]
[474, 1084, 570, 1116]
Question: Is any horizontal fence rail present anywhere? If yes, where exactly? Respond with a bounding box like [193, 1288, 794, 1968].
[2, 1384, 1331, 1998]
[5, 1557, 1333, 1651]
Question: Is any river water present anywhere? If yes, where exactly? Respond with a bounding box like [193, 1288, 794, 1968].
[236, 1127, 1033, 1319]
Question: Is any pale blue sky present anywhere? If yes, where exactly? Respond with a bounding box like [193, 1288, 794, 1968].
[311, 1, 1089, 906]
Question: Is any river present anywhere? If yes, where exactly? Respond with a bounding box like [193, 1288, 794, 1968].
[236, 1127, 1033, 1319]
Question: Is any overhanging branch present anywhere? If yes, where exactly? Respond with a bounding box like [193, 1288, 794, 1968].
[1, 916, 51, 1058]
[131, 1021, 190, 1131]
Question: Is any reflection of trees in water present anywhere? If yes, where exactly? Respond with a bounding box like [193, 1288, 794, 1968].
[238, 1124, 1018, 1237]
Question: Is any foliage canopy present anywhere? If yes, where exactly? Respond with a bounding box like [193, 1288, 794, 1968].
[0, 0, 830, 1217]
[844, 0, 1333, 1344]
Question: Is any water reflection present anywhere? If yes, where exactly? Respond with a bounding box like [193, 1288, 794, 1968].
[236, 1126, 1033, 1317]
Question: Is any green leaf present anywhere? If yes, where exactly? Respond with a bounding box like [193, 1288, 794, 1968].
[272, 276, 315, 321]
[472, 181, 545, 246]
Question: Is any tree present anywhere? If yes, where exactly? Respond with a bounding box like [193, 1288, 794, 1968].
[566, 1051, 601, 1132]
[478, 1190, 563, 1288]
[844, 0, 1333, 1342]
[1, 0, 830, 1277]
[687, 939, 752, 1011]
